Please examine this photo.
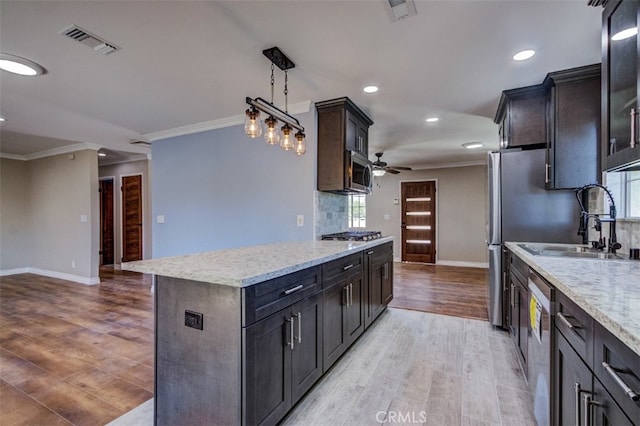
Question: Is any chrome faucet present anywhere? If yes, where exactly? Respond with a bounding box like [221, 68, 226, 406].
[575, 183, 622, 254]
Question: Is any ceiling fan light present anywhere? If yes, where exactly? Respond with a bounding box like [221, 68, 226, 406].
[373, 169, 386, 177]
[363, 85, 379, 94]
[244, 107, 262, 138]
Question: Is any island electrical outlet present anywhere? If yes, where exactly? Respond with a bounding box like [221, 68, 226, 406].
[185, 310, 203, 330]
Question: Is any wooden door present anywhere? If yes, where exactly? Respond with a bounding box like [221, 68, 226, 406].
[122, 175, 143, 262]
[401, 181, 436, 263]
[322, 282, 348, 371]
[99, 179, 114, 265]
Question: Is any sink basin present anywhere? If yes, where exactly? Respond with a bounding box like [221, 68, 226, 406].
[517, 243, 626, 260]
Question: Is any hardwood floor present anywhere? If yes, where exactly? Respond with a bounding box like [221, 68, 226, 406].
[389, 262, 489, 321]
[0, 268, 154, 426]
[1, 262, 501, 425]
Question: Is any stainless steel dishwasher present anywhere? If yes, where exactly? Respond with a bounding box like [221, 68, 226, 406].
[527, 270, 553, 426]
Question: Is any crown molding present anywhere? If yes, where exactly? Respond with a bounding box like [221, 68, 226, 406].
[144, 100, 312, 142]
[0, 142, 102, 161]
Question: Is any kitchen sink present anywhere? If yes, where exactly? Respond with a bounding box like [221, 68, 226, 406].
[517, 243, 627, 260]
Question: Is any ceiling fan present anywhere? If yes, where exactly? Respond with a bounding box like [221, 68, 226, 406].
[372, 152, 412, 175]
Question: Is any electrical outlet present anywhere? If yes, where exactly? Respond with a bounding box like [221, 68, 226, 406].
[297, 215, 304, 227]
[157, 215, 165, 224]
[384, 214, 390, 220]
[185, 310, 203, 330]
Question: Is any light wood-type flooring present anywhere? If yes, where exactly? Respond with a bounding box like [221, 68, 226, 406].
[1, 263, 534, 426]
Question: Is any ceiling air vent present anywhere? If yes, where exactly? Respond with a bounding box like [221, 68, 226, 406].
[386, 0, 417, 21]
[59, 25, 121, 55]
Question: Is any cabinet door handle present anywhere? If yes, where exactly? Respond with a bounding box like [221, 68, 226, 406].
[367, 250, 374, 255]
[342, 286, 348, 306]
[348, 283, 353, 306]
[384, 263, 389, 280]
[545, 163, 550, 184]
[294, 312, 302, 343]
[602, 362, 640, 402]
[582, 393, 600, 426]
[557, 312, 580, 331]
[286, 318, 294, 350]
[283, 284, 304, 295]
[630, 107, 638, 148]
[574, 383, 581, 426]
[343, 264, 354, 271]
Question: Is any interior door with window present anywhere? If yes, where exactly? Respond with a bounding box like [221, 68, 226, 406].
[401, 181, 436, 263]
[122, 175, 143, 262]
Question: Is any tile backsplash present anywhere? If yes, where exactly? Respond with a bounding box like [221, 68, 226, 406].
[314, 191, 348, 238]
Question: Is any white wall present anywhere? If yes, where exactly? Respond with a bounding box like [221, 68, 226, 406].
[0, 159, 30, 270]
[151, 110, 317, 257]
[367, 165, 488, 266]
[99, 159, 152, 263]
[0, 151, 100, 284]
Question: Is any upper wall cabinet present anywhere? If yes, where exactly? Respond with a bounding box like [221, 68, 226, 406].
[495, 85, 548, 149]
[602, 0, 640, 172]
[543, 64, 602, 189]
[316, 97, 373, 157]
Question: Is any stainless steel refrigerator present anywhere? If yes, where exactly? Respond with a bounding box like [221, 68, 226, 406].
[487, 149, 582, 328]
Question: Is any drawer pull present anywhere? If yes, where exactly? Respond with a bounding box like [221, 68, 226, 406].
[367, 250, 374, 255]
[283, 284, 304, 295]
[342, 264, 354, 271]
[602, 362, 640, 402]
[557, 312, 580, 330]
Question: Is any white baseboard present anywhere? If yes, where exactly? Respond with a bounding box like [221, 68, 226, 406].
[436, 260, 489, 268]
[0, 267, 30, 276]
[392, 257, 489, 269]
[0, 267, 100, 285]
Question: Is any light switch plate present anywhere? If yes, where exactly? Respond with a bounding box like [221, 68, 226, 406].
[297, 215, 304, 227]
[157, 215, 165, 224]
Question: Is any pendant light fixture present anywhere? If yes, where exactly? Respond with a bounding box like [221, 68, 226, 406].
[245, 47, 306, 155]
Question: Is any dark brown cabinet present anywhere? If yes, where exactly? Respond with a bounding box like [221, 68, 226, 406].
[364, 242, 393, 329]
[322, 253, 365, 371]
[551, 289, 639, 426]
[554, 330, 593, 426]
[495, 84, 548, 149]
[602, 0, 640, 172]
[244, 291, 323, 426]
[508, 251, 528, 373]
[543, 64, 602, 189]
[316, 97, 374, 193]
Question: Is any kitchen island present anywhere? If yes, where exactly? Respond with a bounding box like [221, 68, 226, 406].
[123, 238, 394, 426]
[505, 242, 640, 425]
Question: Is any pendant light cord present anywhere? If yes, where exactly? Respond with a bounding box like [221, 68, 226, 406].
[270, 62, 275, 104]
[284, 70, 288, 113]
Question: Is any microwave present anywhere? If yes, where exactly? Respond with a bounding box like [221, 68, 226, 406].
[346, 151, 373, 194]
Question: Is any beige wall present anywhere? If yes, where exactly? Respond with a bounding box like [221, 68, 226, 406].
[0, 151, 100, 283]
[0, 159, 30, 270]
[367, 165, 488, 266]
[99, 159, 152, 263]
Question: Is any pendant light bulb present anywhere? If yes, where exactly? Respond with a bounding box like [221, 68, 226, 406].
[264, 116, 280, 145]
[244, 107, 262, 138]
[294, 131, 306, 156]
[280, 124, 294, 151]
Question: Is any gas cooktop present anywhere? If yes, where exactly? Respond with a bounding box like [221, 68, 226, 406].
[321, 231, 383, 241]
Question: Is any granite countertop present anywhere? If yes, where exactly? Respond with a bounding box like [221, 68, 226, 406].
[506, 241, 640, 356]
[122, 237, 393, 288]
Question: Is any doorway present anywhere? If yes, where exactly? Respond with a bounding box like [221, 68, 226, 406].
[99, 178, 115, 265]
[122, 174, 143, 262]
[401, 180, 436, 263]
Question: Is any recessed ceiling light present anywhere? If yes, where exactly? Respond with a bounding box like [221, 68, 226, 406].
[463, 142, 484, 149]
[612, 27, 638, 41]
[0, 53, 46, 76]
[513, 49, 535, 61]
[98, 152, 107, 157]
[363, 85, 379, 94]
[426, 117, 439, 123]
[0, 117, 5, 122]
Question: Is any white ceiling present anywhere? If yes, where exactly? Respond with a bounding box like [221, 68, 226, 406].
[0, 0, 603, 169]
